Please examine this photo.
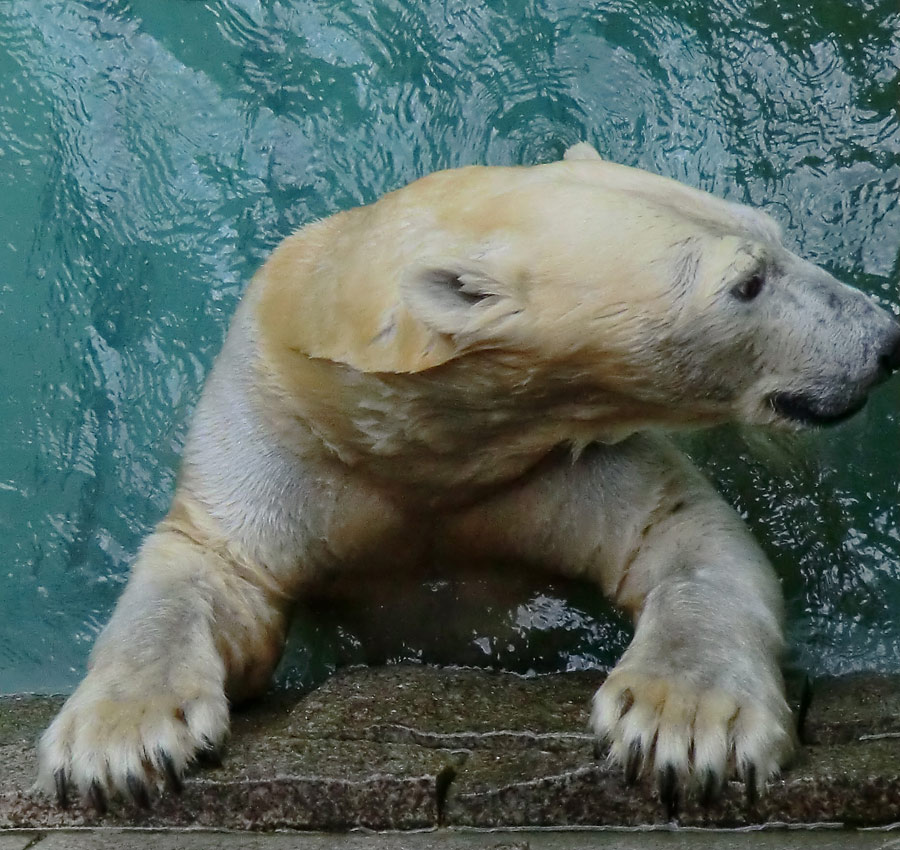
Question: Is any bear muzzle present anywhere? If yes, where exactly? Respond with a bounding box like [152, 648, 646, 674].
[768, 390, 869, 427]
[768, 318, 900, 427]
[879, 322, 900, 374]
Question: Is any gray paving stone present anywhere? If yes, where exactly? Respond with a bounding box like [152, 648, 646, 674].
[1, 667, 899, 832]
[0, 833, 40, 850]
[19, 828, 900, 850]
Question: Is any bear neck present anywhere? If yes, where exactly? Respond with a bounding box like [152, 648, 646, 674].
[255, 346, 698, 501]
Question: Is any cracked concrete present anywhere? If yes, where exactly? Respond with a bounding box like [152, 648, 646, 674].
[1, 666, 899, 836]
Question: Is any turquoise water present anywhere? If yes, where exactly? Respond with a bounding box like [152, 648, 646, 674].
[1, 0, 898, 695]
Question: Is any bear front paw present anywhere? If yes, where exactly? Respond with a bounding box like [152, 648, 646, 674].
[35, 671, 229, 811]
[591, 668, 794, 816]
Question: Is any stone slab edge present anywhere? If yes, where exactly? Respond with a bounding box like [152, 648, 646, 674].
[0, 668, 898, 831]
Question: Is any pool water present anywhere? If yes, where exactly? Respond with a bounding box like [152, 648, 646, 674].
[1, 0, 898, 695]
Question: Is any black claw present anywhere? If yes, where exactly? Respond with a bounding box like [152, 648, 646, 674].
[658, 764, 679, 820]
[699, 769, 720, 807]
[745, 763, 758, 807]
[196, 750, 223, 769]
[126, 773, 151, 809]
[54, 768, 69, 809]
[196, 740, 223, 769]
[624, 739, 642, 786]
[592, 739, 604, 761]
[160, 752, 183, 794]
[88, 780, 107, 815]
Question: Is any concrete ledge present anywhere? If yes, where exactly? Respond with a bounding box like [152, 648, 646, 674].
[2, 829, 900, 850]
[1, 667, 899, 831]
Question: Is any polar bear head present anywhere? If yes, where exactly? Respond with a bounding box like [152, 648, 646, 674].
[394, 158, 900, 433]
[256, 150, 900, 482]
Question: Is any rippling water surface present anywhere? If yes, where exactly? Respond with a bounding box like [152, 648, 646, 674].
[1, 0, 898, 693]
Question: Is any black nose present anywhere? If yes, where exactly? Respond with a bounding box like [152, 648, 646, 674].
[880, 323, 900, 374]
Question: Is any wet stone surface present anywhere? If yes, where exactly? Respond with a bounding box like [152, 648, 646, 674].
[1, 666, 899, 831]
[801, 675, 900, 746]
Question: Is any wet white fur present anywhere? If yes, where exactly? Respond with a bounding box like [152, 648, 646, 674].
[37, 143, 896, 804]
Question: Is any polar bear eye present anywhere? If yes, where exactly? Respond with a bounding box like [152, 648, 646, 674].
[731, 272, 765, 302]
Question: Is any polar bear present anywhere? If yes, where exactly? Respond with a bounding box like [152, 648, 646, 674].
[37, 143, 900, 814]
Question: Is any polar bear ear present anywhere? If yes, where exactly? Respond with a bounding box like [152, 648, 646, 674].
[563, 142, 603, 161]
[403, 265, 517, 340]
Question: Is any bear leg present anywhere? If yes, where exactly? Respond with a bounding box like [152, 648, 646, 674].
[443, 434, 795, 810]
[35, 526, 289, 809]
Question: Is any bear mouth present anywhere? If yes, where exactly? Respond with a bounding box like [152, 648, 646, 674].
[769, 391, 867, 427]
